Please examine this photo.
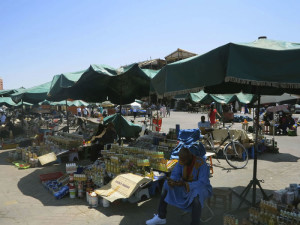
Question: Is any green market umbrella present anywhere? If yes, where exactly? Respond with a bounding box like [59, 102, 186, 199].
[11, 82, 52, 104]
[152, 38, 300, 207]
[152, 38, 300, 96]
[103, 113, 142, 138]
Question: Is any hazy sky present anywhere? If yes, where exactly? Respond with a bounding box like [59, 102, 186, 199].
[1, 0, 300, 89]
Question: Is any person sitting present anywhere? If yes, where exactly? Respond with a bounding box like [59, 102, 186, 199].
[198, 116, 211, 135]
[146, 148, 212, 225]
[287, 114, 295, 130]
[278, 114, 288, 135]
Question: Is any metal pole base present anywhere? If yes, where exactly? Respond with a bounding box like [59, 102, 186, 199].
[234, 178, 269, 209]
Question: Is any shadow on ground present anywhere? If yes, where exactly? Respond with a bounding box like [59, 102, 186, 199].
[0, 149, 276, 225]
[258, 152, 300, 163]
[117, 185, 275, 225]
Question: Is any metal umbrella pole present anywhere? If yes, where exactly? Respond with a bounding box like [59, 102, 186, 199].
[66, 100, 69, 133]
[236, 93, 269, 208]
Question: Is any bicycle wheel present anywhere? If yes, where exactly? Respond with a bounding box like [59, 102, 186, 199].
[224, 141, 248, 169]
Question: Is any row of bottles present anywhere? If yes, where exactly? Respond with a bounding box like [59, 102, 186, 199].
[66, 163, 77, 173]
[248, 204, 300, 224]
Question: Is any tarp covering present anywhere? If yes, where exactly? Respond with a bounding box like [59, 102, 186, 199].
[103, 113, 142, 138]
[11, 82, 52, 104]
[0, 97, 20, 107]
[0, 97, 32, 107]
[152, 38, 300, 96]
[47, 70, 86, 101]
[0, 87, 25, 97]
[49, 64, 152, 104]
[39, 100, 89, 107]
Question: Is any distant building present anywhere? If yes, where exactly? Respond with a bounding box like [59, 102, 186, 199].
[138, 58, 166, 70]
[165, 48, 197, 64]
[0, 78, 3, 90]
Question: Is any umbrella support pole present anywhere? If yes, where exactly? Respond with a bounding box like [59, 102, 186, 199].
[236, 94, 269, 209]
[235, 178, 269, 209]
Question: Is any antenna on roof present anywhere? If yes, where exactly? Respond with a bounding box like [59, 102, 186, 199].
[258, 36, 267, 39]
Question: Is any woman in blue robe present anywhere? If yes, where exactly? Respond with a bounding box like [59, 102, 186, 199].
[146, 148, 212, 225]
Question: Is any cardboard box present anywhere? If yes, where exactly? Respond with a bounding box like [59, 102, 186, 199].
[95, 173, 151, 202]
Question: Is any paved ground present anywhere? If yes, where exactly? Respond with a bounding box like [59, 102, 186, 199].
[0, 111, 300, 225]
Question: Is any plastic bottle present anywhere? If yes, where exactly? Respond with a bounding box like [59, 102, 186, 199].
[69, 183, 76, 198]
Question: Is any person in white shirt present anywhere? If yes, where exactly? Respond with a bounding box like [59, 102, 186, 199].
[83, 107, 88, 117]
[198, 116, 210, 135]
[133, 108, 137, 120]
[77, 107, 82, 117]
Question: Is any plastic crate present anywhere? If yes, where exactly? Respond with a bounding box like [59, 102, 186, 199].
[39, 172, 63, 182]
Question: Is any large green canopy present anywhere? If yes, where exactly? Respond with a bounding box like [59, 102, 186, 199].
[152, 38, 300, 96]
[39, 99, 89, 107]
[11, 82, 52, 104]
[103, 113, 142, 138]
[47, 70, 86, 101]
[0, 97, 20, 107]
[55, 64, 151, 104]
[0, 87, 25, 97]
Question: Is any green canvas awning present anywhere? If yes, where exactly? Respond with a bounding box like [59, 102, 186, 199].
[0, 97, 19, 107]
[103, 113, 142, 138]
[68, 100, 89, 107]
[152, 38, 300, 96]
[58, 64, 151, 104]
[47, 70, 86, 101]
[11, 82, 52, 104]
[0, 87, 25, 97]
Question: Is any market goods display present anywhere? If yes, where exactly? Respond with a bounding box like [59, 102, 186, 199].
[240, 183, 300, 225]
[47, 132, 83, 149]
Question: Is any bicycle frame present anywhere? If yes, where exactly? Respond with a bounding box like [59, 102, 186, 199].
[206, 128, 239, 156]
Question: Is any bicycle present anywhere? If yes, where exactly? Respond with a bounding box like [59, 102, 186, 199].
[201, 125, 249, 169]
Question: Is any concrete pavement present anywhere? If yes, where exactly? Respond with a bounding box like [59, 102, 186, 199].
[0, 111, 299, 225]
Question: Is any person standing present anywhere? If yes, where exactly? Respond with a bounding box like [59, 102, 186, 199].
[77, 107, 82, 117]
[162, 105, 166, 117]
[83, 107, 88, 117]
[208, 103, 221, 128]
[146, 107, 152, 119]
[1, 113, 7, 124]
[166, 105, 170, 117]
[133, 108, 137, 120]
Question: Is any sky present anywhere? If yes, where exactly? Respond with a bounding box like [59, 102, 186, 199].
[1, 0, 300, 89]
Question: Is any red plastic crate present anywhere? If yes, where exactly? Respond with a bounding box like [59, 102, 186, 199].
[39, 172, 63, 182]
